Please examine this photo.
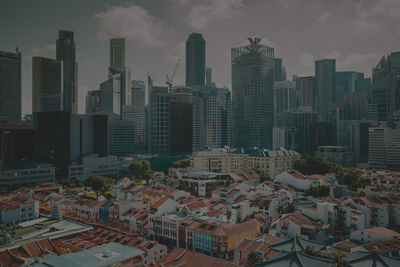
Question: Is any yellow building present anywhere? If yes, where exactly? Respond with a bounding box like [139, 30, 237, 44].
[190, 147, 300, 179]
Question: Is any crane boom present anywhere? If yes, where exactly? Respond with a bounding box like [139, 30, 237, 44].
[166, 59, 181, 89]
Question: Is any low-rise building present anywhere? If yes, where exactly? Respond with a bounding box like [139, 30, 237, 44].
[275, 169, 334, 191]
[69, 154, 119, 180]
[350, 227, 400, 244]
[180, 172, 231, 197]
[0, 160, 55, 192]
[0, 196, 38, 224]
[315, 145, 354, 167]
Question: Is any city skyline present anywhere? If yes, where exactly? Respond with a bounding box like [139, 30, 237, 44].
[1, 0, 400, 116]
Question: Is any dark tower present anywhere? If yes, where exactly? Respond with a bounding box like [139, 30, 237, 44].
[186, 33, 206, 87]
[56, 30, 78, 113]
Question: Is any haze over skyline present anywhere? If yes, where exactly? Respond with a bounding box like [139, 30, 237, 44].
[1, 0, 400, 115]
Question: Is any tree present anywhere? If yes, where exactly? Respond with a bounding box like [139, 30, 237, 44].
[303, 245, 319, 256]
[128, 160, 153, 184]
[173, 159, 191, 168]
[331, 252, 350, 267]
[84, 176, 115, 199]
[307, 185, 330, 198]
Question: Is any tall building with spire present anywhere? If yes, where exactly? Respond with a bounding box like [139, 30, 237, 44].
[186, 33, 205, 87]
[56, 30, 78, 113]
[231, 37, 275, 149]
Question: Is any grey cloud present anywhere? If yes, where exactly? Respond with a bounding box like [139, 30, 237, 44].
[94, 4, 168, 46]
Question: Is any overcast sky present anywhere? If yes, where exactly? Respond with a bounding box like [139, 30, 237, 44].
[1, 0, 400, 115]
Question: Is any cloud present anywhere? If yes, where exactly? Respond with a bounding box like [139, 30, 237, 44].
[94, 4, 167, 46]
[317, 13, 332, 25]
[338, 52, 377, 70]
[25, 44, 56, 59]
[299, 52, 314, 68]
[186, 0, 244, 29]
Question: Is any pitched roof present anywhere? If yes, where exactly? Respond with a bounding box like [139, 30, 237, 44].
[362, 227, 400, 238]
[347, 251, 400, 267]
[256, 251, 334, 267]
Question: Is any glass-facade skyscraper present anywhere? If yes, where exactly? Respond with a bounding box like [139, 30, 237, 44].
[186, 33, 205, 87]
[315, 59, 336, 121]
[231, 38, 274, 149]
[0, 49, 21, 120]
[32, 57, 63, 112]
[56, 30, 78, 114]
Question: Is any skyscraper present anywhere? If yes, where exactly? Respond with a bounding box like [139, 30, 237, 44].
[170, 86, 192, 154]
[336, 71, 366, 102]
[274, 80, 297, 115]
[109, 38, 131, 111]
[100, 71, 121, 115]
[368, 56, 397, 122]
[186, 33, 205, 87]
[274, 58, 283, 82]
[148, 76, 170, 154]
[56, 30, 78, 113]
[85, 90, 101, 114]
[192, 87, 231, 152]
[297, 76, 315, 110]
[315, 59, 336, 121]
[232, 38, 274, 149]
[0, 49, 21, 120]
[32, 57, 63, 112]
[131, 80, 145, 107]
[110, 38, 125, 69]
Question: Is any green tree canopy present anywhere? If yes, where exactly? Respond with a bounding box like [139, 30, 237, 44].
[128, 160, 154, 183]
[84, 176, 115, 199]
[173, 159, 191, 168]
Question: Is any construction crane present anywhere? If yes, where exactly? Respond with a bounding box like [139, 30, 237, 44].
[166, 59, 181, 90]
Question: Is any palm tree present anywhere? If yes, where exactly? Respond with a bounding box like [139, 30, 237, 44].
[331, 252, 350, 267]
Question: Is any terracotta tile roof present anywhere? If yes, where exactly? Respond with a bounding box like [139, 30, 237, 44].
[0, 250, 24, 267]
[151, 197, 169, 209]
[363, 227, 400, 238]
[186, 200, 206, 211]
[287, 169, 305, 179]
[227, 189, 240, 197]
[362, 238, 400, 253]
[284, 211, 320, 229]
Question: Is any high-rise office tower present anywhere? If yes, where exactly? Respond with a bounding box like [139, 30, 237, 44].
[170, 86, 192, 154]
[206, 67, 212, 87]
[368, 127, 400, 168]
[368, 56, 397, 122]
[131, 80, 145, 107]
[297, 76, 315, 110]
[274, 58, 283, 82]
[110, 38, 125, 69]
[388, 51, 400, 113]
[0, 49, 21, 120]
[192, 87, 231, 151]
[282, 106, 318, 155]
[315, 59, 336, 121]
[33, 111, 96, 178]
[148, 78, 170, 154]
[109, 114, 135, 156]
[109, 38, 131, 111]
[232, 38, 274, 149]
[122, 105, 146, 151]
[100, 71, 121, 115]
[186, 33, 205, 87]
[274, 80, 297, 115]
[336, 71, 367, 102]
[86, 90, 101, 114]
[56, 30, 78, 113]
[32, 57, 63, 112]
